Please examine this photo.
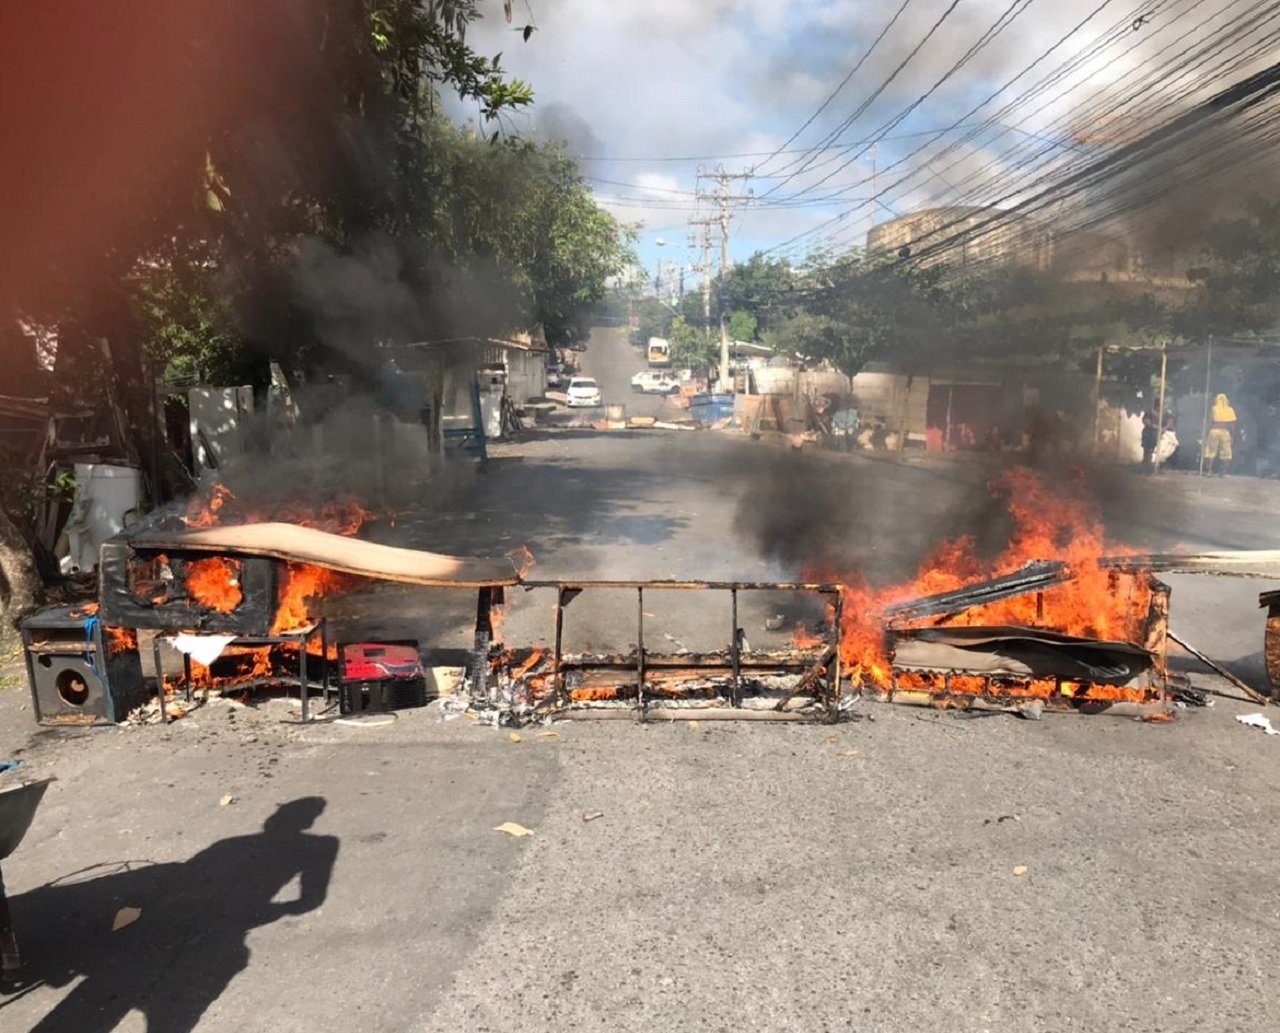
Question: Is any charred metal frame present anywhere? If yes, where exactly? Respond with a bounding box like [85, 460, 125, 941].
[99, 539, 281, 635]
[154, 620, 329, 723]
[517, 579, 844, 720]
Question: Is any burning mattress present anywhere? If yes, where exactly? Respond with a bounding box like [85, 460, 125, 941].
[100, 523, 520, 635]
[890, 627, 1155, 684]
[125, 522, 521, 587]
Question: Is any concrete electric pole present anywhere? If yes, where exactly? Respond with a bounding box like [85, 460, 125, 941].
[688, 218, 717, 350]
[695, 168, 752, 389]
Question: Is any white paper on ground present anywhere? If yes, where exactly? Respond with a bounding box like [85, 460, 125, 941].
[1235, 712, 1280, 736]
[170, 634, 238, 667]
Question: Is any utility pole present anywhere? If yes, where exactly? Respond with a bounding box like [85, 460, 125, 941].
[689, 218, 716, 351]
[695, 167, 752, 389]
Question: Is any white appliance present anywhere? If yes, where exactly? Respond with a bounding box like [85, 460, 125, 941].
[61, 463, 143, 574]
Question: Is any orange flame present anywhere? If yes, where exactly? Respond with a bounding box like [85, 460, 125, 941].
[184, 483, 236, 528]
[809, 467, 1154, 692]
[790, 623, 825, 650]
[179, 483, 376, 631]
[570, 685, 637, 702]
[511, 648, 546, 680]
[270, 496, 375, 536]
[185, 557, 243, 614]
[516, 545, 536, 579]
[105, 626, 137, 654]
[271, 563, 363, 634]
[183, 483, 373, 537]
[488, 601, 507, 644]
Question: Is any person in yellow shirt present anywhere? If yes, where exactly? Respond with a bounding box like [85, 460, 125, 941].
[1204, 392, 1237, 475]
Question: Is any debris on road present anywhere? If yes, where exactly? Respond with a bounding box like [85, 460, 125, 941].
[1235, 713, 1280, 736]
[112, 906, 142, 931]
[334, 713, 397, 728]
[1168, 677, 1211, 707]
[218, 794, 236, 807]
[1012, 866, 1029, 877]
[1170, 630, 1271, 706]
[582, 811, 604, 823]
[494, 822, 535, 837]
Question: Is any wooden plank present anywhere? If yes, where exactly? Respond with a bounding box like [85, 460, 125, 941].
[1266, 607, 1280, 694]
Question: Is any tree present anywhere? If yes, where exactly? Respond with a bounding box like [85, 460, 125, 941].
[500, 146, 634, 345]
[778, 252, 951, 379]
[1176, 199, 1280, 340]
[714, 254, 797, 336]
[634, 299, 676, 345]
[679, 290, 708, 329]
[668, 317, 716, 375]
[0, 2, 638, 632]
[766, 311, 850, 365]
[0, 510, 39, 656]
[727, 310, 758, 342]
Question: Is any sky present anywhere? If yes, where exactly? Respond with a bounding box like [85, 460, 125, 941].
[464, 0, 1259, 281]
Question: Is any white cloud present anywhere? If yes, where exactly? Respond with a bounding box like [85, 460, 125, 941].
[467, 0, 1267, 260]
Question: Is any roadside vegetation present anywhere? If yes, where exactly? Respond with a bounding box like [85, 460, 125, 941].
[619, 200, 1280, 385]
[0, 1, 632, 643]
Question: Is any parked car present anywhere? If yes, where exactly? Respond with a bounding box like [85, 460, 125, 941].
[565, 377, 602, 408]
[546, 363, 572, 389]
[630, 371, 680, 395]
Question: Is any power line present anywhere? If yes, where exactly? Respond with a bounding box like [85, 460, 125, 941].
[898, 58, 1280, 268]
[568, 119, 1075, 164]
[756, 0, 1254, 258]
[767, 0, 1043, 200]
[749, 0, 919, 180]
[891, 0, 1278, 222]
[751, 0, 1130, 255]
[901, 15, 1280, 262]
[757, 0, 968, 196]
[797, 0, 1150, 212]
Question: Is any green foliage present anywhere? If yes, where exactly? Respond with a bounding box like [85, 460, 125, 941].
[128, 241, 253, 386]
[728, 198, 1280, 384]
[0, 448, 74, 536]
[668, 317, 716, 374]
[714, 254, 797, 335]
[679, 290, 708, 328]
[765, 311, 847, 364]
[511, 147, 635, 344]
[1177, 199, 1280, 339]
[727, 309, 757, 342]
[634, 299, 675, 345]
[57, 2, 625, 389]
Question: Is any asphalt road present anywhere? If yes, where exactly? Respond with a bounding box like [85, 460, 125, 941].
[4, 325, 1280, 1032]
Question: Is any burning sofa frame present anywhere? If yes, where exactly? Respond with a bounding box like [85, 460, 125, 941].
[86, 512, 1280, 724]
[487, 579, 846, 721]
[878, 559, 1170, 713]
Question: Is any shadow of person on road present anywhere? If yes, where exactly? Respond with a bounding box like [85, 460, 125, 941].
[8, 796, 338, 1033]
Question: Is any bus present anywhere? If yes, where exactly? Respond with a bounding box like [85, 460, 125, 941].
[647, 337, 671, 368]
